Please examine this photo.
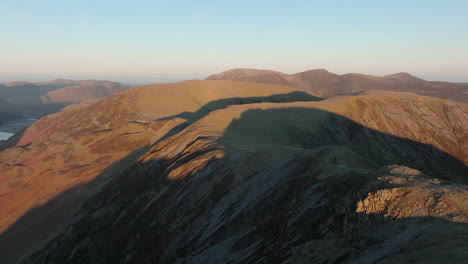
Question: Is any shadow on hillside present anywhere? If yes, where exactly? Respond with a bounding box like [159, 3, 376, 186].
[0, 128, 26, 152]
[1, 95, 467, 263]
[335, 91, 367, 96]
[155, 91, 322, 122]
[151, 91, 323, 149]
[0, 146, 151, 264]
[219, 107, 468, 181]
[0, 112, 23, 127]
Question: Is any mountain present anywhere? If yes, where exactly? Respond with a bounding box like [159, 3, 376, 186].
[383, 72, 425, 82]
[0, 80, 467, 263]
[0, 79, 128, 115]
[0, 99, 21, 126]
[0, 80, 319, 263]
[207, 69, 468, 103]
[0, 82, 50, 110]
[40, 80, 127, 105]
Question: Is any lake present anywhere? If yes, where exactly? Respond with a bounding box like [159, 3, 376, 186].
[0, 131, 14, 140]
[0, 118, 38, 141]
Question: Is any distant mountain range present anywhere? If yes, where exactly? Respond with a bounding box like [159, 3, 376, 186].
[0, 79, 128, 125]
[207, 69, 468, 103]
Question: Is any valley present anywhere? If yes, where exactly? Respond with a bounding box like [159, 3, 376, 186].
[0, 118, 37, 140]
[0, 79, 129, 141]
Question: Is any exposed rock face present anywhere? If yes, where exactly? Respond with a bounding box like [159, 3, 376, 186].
[207, 68, 468, 103]
[0, 80, 467, 263]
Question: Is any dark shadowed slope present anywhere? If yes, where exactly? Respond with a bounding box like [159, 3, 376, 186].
[0, 99, 20, 126]
[0, 80, 467, 263]
[0, 79, 128, 115]
[207, 68, 468, 102]
[23, 90, 468, 264]
[0, 81, 317, 263]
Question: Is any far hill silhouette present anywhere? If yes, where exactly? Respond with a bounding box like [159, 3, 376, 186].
[207, 68, 468, 102]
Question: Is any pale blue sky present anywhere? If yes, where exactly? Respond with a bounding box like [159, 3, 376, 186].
[1, 0, 467, 83]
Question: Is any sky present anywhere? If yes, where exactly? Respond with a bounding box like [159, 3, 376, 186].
[1, 0, 468, 83]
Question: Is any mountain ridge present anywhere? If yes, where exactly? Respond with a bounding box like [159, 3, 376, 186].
[0, 79, 128, 125]
[207, 68, 468, 102]
[0, 80, 467, 263]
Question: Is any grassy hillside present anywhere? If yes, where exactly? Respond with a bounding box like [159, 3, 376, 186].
[0, 80, 466, 263]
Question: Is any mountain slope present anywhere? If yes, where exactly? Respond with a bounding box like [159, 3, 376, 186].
[0, 81, 467, 263]
[0, 80, 318, 263]
[0, 79, 128, 115]
[0, 99, 20, 126]
[39, 80, 127, 104]
[207, 68, 468, 102]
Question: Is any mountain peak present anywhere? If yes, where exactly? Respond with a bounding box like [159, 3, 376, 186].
[206, 68, 468, 101]
[296, 68, 337, 77]
[384, 72, 424, 82]
[300, 68, 331, 74]
[206, 68, 285, 81]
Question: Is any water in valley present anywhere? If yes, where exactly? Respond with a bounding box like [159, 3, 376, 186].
[0, 118, 38, 140]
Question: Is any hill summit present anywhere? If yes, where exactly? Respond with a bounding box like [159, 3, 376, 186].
[207, 68, 468, 102]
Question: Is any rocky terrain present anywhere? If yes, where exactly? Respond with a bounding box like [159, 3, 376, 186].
[0, 80, 467, 263]
[207, 69, 468, 103]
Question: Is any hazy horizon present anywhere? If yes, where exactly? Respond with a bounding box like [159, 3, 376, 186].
[1, 0, 467, 81]
[2, 72, 468, 85]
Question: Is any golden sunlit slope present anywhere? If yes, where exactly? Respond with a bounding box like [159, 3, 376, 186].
[0, 80, 467, 263]
[40, 81, 126, 104]
[138, 89, 468, 181]
[135, 80, 318, 119]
